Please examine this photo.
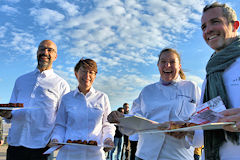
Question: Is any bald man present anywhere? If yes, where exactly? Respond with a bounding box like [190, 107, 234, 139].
[0, 40, 70, 160]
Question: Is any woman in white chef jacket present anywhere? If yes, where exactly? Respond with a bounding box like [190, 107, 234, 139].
[108, 48, 201, 160]
[49, 58, 115, 160]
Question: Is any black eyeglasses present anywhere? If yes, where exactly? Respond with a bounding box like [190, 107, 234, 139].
[79, 68, 96, 76]
[38, 47, 56, 53]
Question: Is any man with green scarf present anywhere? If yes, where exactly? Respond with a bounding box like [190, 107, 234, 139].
[200, 2, 240, 160]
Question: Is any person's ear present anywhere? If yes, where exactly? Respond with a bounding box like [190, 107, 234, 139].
[157, 61, 160, 68]
[54, 53, 58, 61]
[75, 71, 78, 79]
[51, 52, 58, 62]
[233, 21, 239, 32]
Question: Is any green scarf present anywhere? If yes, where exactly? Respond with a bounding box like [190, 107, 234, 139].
[204, 36, 240, 160]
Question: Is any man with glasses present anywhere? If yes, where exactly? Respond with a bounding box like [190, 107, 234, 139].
[0, 40, 70, 160]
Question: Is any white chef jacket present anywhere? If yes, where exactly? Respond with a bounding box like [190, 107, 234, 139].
[7, 69, 70, 148]
[199, 57, 240, 160]
[130, 78, 201, 160]
[51, 87, 115, 160]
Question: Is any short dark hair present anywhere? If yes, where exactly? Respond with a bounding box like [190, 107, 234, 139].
[74, 58, 98, 73]
[203, 2, 237, 24]
[117, 107, 124, 112]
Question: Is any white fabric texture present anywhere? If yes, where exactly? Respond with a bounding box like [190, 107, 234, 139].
[129, 78, 201, 160]
[52, 87, 115, 160]
[7, 69, 70, 148]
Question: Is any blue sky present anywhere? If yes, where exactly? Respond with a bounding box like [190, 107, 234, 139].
[0, 0, 239, 111]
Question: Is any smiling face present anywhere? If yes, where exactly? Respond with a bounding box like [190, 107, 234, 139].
[75, 66, 96, 95]
[123, 104, 129, 114]
[201, 7, 238, 52]
[157, 51, 181, 82]
[37, 40, 57, 72]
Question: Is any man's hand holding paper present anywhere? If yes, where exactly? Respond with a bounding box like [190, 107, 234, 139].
[218, 108, 240, 132]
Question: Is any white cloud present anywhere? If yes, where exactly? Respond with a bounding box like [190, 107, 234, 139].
[0, 26, 7, 38]
[57, 65, 157, 108]
[32, 0, 204, 97]
[0, 5, 19, 15]
[111, 5, 126, 15]
[46, 0, 205, 68]
[55, 68, 76, 87]
[94, 73, 155, 107]
[0, 24, 36, 59]
[187, 74, 204, 87]
[44, 0, 79, 16]
[5, 0, 20, 3]
[179, 0, 205, 13]
[56, 0, 79, 16]
[0, 0, 209, 108]
[30, 8, 65, 27]
[31, 0, 42, 4]
[98, 0, 123, 7]
[98, 56, 121, 67]
[11, 32, 35, 52]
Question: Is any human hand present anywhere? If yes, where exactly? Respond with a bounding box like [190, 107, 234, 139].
[48, 139, 59, 147]
[0, 140, 4, 146]
[166, 131, 187, 139]
[218, 108, 240, 132]
[160, 121, 188, 139]
[158, 121, 188, 130]
[107, 111, 124, 123]
[158, 121, 171, 130]
[103, 138, 114, 152]
[0, 110, 12, 119]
